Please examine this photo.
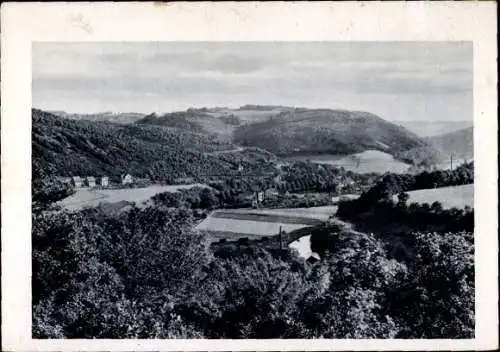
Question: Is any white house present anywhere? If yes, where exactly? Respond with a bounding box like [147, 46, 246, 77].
[86, 176, 96, 188]
[257, 191, 264, 203]
[121, 174, 133, 185]
[100, 176, 109, 187]
[72, 176, 84, 188]
[238, 164, 244, 172]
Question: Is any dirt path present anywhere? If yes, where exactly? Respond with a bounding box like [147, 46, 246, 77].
[204, 146, 246, 156]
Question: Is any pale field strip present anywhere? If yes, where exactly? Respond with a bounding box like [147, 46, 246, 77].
[397, 184, 474, 209]
[286, 149, 412, 174]
[196, 217, 309, 236]
[196, 205, 341, 238]
[57, 183, 210, 210]
[220, 206, 339, 221]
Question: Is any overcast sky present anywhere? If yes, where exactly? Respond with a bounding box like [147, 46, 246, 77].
[32, 42, 472, 121]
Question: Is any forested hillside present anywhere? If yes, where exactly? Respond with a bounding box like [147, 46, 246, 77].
[233, 109, 430, 158]
[136, 110, 242, 138]
[33, 203, 474, 338]
[427, 127, 473, 160]
[32, 109, 277, 181]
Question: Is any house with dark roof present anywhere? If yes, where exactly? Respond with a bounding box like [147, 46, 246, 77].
[306, 252, 321, 264]
[121, 174, 133, 185]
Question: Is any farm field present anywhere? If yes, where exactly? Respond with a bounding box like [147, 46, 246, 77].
[196, 206, 338, 241]
[395, 184, 474, 209]
[284, 150, 411, 174]
[57, 183, 209, 211]
[217, 205, 339, 220]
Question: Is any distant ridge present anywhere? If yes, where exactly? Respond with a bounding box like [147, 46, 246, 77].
[426, 127, 473, 160]
[48, 110, 146, 124]
[232, 108, 429, 158]
[394, 120, 473, 137]
[49, 105, 443, 166]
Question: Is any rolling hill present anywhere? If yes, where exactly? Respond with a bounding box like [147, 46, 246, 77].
[32, 109, 277, 181]
[49, 111, 146, 124]
[426, 127, 473, 160]
[233, 108, 430, 158]
[136, 110, 242, 140]
[135, 105, 292, 139]
[394, 120, 473, 137]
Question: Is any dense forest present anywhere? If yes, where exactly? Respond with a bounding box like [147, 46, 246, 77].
[149, 161, 381, 211]
[33, 202, 474, 338]
[278, 161, 379, 194]
[32, 109, 277, 181]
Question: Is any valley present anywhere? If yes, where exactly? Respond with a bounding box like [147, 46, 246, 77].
[28, 39, 480, 341]
[32, 105, 475, 340]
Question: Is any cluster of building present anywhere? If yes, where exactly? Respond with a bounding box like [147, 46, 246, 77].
[60, 174, 134, 189]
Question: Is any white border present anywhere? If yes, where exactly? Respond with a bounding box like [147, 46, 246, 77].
[1, 2, 498, 351]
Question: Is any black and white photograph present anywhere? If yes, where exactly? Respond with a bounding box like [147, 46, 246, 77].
[1, 2, 497, 351]
[31, 41, 476, 339]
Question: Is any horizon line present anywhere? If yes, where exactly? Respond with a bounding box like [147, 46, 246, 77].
[32, 106, 474, 122]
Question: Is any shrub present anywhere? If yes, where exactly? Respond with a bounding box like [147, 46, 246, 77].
[237, 237, 249, 245]
[390, 231, 474, 338]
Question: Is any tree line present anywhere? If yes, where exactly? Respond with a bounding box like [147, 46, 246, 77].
[337, 161, 474, 217]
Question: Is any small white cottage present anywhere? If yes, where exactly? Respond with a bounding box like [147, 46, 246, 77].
[72, 176, 84, 188]
[121, 174, 133, 185]
[86, 176, 96, 188]
[100, 176, 109, 187]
